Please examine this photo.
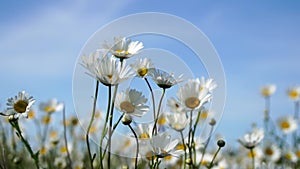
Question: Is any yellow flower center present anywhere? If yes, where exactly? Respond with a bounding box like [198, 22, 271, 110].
[248, 151, 256, 158]
[200, 111, 208, 119]
[296, 151, 300, 158]
[44, 106, 56, 113]
[289, 90, 299, 99]
[90, 125, 97, 133]
[261, 89, 271, 97]
[137, 67, 148, 77]
[265, 147, 273, 156]
[60, 146, 67, 153]
[40, 146, 47, 155]
[120, 101, 135, 113]
[28, 110, 35, 119]
[164, 155, 172, 161]
[158, 117, 167, 125]
[280, 121, 290, 129]
[139, 132, 150, 139]
[14, 100, 28, 113]
[50, 131, 58, 138]
[176, 143, 185, 150]
[42, 116, 51, 124]
[185, 97, 200, 109]
[107, 74, 113, 80]
[285, 153, 293, 160]
[115, 49, 129, 55]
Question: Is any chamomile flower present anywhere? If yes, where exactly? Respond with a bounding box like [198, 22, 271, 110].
[130, 58, 154, 78]
[277, 116, 298, 134]
[284, 150, 297, 163]
[149, 68, 183, 89]
[151, 133, 183, 158]
[81, 50, 100, 77]
[177, 79, 212, 111]
[198, 77, 217, 92]
[104, 37, 143, 59]
[263, 143, 281, 162]
[135, 123, 153, 139]
[260, 84, 276, 97]
[54, 156, 67, 168]
[287, 86, 300, 101]
[115, 88, 149, 117]
[39, 99, 64, 113]
[94, 56, 134, 86]
[167, 113, 188, 132]
[238, 128, 264, 149]
[5, 91, 35, 119]
[167, 97, 185, 114]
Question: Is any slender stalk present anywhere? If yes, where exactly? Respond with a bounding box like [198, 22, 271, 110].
[264, 96, 270, 136]
[86, 80, 99, 169]
[293, 100, 299, 147]
[199, 125, 214, 166]
[63, 106, 72, 169]
[108, 84, 119, 168]
[152, 88, 166, 135]
[250, 148, 255, 169]
[192, 110, 202, 163]
[103, 113, 124, 155]
[207, 147, 221, 169]
[99, 85, 112, 169]
[145, 78, 156, 122]
[128, 124, 139, 169]
[10, 120, 39, 169]
[180, 131, 187, 169]
[188, 110, 194, 167]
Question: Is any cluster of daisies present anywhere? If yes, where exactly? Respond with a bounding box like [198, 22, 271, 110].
[80, 36, 221, 169]
[228, 85, 300, 169]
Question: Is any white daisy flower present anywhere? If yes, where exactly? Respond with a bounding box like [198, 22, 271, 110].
[149, 68, 183, 89]
[5, 91, 35, 119]
[284, 150, 297, 163]
[150, 133, 183, 158]
[115, 88, 149, 117]
[134, 123, 153, 139]
[54, 156, 67, 168]
[263, 143, 281, 162]
[167, 113, 188, 132]
[103, 37, 143, 59]
[287, 86, 300, 101]
[39, 99, 64, 113]
[167, 97, 186, 114]
[130, 58, 154, 78]
[198, 77, 217, 92]
[238, 128, 264, 149]
[81, 50, 100, 77]
[211, 159, 228, 169]
[277, 116, 298, 134]
[177, 79, 212, 111]
[94, 56, 134, 86]
[260, 84, 276, 97]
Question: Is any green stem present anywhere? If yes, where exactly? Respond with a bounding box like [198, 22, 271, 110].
[207, 147, 221, 169]
[199, 125, 214, 166]
[128, 124, 139, 169]
[152, 88, 166, 135]
[100, 85, 112, 169]
[86, 80, 99, 169]
[10, 120, 39, 169]
[145, 78, 156, 123]
[250, 148, 255, 169]
[63, 106, 72, 169]
[188, 110, 194, 167]
[108, 84, 119, 168]
[180, 131, 187, 169]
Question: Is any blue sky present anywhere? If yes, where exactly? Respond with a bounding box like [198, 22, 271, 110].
[1, 0, 300, 144]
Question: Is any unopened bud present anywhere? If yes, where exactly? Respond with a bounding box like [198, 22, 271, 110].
[209, 118, 216, 126]
[217, 139, 226, 148]
[122, 114, 132, 125]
